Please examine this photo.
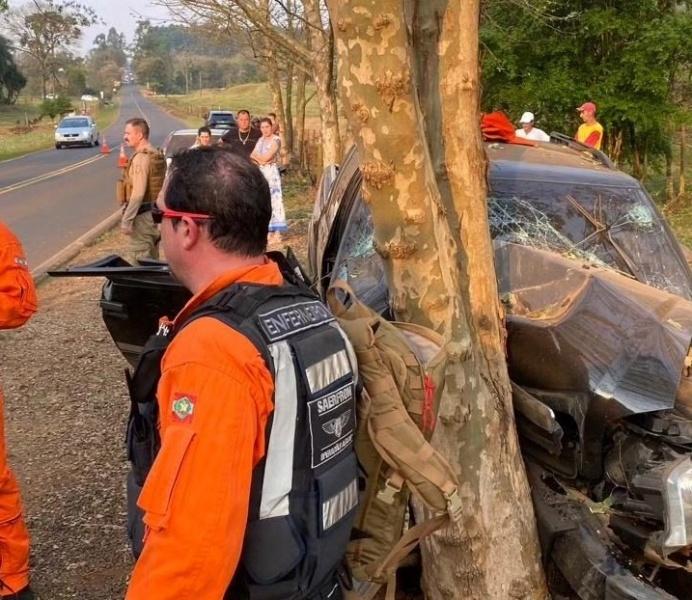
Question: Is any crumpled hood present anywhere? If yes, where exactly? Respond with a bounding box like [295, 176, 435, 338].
[496, 243, 692, 415]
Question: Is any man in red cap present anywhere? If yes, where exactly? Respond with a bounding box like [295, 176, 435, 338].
[575, 102, 604, 150]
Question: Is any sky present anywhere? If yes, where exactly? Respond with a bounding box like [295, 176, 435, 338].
[8, 0, 173, 54]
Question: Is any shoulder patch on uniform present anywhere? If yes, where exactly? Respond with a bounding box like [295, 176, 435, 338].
[257, 301, 334, 342]
[171, 394, 196, 423]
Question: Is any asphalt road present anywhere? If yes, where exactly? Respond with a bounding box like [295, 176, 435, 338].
[0, 86, 185, 267]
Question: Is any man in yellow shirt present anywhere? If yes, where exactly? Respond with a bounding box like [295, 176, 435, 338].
[575, 102, 604, 150]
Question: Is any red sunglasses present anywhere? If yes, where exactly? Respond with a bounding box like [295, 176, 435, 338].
[151, 205, 214, 224]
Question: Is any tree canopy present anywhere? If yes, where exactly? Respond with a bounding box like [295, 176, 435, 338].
[0, 34, 26, 104]
[481, 0, 691, 172]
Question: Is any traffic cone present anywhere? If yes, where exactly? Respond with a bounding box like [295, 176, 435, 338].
[100, 135, 111, 154]
[118, 144, 128, 168]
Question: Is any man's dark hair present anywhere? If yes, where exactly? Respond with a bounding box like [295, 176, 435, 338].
[268, 112, 277, 119]
[259, 117, 273, 127]
[166, 147, 271, 256]
[198, 126, 211, 136]
[125, 117, 150, 139]
[237, 109, 250, 118]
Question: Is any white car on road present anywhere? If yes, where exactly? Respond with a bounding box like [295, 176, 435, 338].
[55, 116, 100, 149]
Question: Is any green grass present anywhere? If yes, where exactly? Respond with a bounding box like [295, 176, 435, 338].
[283, 172, 315, 221]
[665, 202, 692, 249]
[147, 82, 320, 129]
[0, 95, 121, 162]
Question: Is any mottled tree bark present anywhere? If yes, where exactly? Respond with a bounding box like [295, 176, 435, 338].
[285, 63, 295, 157]
[295, 69, 308, 170]
[305, 0, 341, 164]
[328, 1, 547, 598]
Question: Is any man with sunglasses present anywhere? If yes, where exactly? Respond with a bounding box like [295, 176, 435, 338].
[125, 147, 357, 600]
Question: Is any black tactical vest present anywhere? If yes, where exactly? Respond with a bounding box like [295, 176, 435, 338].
[126, 268, 358, 600]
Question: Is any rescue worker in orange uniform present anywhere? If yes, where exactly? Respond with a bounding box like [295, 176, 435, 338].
[0, 221, 37, 600]
[125, 147, 358, 599]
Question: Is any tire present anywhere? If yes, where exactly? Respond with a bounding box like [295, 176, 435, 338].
[95, 137, 100, 146]
[55, 143, 61, 149]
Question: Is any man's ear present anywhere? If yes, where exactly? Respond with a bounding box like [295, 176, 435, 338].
[180, 218, 202, 251]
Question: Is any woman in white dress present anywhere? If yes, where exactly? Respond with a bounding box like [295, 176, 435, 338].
[251, 118, 287, 242]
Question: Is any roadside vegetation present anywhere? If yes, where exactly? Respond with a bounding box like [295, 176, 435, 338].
[147, 82, 319, 129]
[0, 96, 120, 162]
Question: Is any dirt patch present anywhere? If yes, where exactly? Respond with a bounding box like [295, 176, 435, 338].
[0, 182, 313, 598]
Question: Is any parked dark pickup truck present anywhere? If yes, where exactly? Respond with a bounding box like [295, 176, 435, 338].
[54, 135, 692, 599]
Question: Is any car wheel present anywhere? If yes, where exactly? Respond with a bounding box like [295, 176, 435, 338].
[95, 137, 100, 146]
[55, 143, 61, 149]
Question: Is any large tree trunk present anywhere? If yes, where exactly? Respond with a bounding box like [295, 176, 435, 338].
[425, 2, 546, 598]
[329, 1, 547, 598]
[305, 0, 341, 165]
[285, 62, 295, 157]
[295, 69, 308, 171]
[260, 0, 288, 163]
[267, 58, 288, 163]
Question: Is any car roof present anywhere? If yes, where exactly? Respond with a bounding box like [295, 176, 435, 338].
[487, 141, 639, 188]
[208, 110, 233, 115]
[167, 128, 227, 136]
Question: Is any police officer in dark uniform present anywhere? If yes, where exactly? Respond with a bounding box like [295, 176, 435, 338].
[125, 146, 358, 600]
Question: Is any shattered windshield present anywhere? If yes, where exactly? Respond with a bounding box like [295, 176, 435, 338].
[489, 180, 692, 299]
[330, 179, 692, 306]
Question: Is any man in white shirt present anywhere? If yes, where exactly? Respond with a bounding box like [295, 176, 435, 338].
[516, 112, 550, 142]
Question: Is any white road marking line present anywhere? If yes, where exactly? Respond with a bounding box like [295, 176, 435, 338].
[131, 90, 149, 121]
[0, 154, 105, 197]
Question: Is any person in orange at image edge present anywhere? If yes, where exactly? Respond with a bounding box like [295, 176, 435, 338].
[575, 101, 604, 150]
[125, 146, 358, 599]
[0, 221, 37, 600]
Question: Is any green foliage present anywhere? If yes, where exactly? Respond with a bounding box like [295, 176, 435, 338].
[5, 0, 98, 98]
[39, 95, 72, 119]
[481, 0, 691, 172]
[86, 27, 126, 96]
[0, 35, 26, 104]
[131, 21, 261, 95]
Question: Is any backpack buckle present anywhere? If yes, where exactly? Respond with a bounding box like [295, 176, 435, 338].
[445, 488, 463, 522]
[377, 478, 402, 505]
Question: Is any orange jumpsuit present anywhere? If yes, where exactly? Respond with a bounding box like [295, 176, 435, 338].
[0, 221, 36, 596]
[126, 260, 281, 600]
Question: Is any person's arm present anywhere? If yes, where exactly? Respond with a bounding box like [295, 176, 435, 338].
[0, 229, 37, 329]
[250, 142, 262, 164]
[583, 130, 602, 149]
[125, 359, 269, 600]
[263, 139, 279, 163]
[121, 153, 150, 232]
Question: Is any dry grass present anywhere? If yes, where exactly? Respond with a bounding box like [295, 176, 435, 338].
[146, 82, 320, 130]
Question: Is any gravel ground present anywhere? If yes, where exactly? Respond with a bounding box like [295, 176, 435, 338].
[0, 214, 310, 599]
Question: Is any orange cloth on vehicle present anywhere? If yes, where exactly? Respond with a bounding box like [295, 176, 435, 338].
[481, 111, 537, 147]
[125, 260, 281, 600]
[0, 221, 35, 597]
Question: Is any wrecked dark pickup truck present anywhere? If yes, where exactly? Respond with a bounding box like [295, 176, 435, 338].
[54, 137, 692, 599]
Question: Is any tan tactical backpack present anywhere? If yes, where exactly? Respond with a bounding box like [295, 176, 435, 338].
[326, 281, 462, 599]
